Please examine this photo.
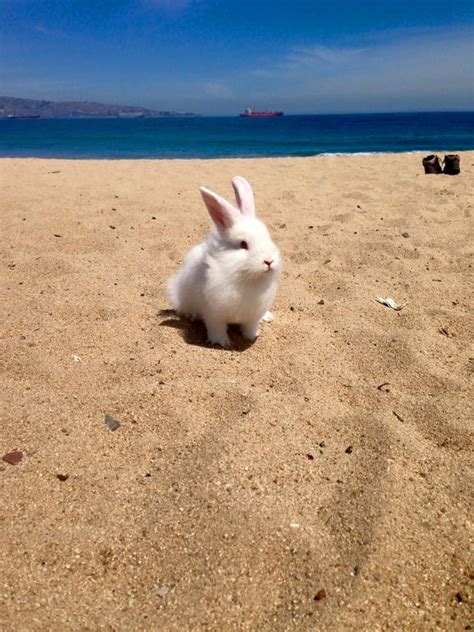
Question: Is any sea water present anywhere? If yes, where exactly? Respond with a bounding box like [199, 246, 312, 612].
[0, 112, 473, 159]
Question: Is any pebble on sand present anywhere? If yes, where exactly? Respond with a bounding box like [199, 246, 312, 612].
[105, 415, 121, 431]
[3, 451, 23, 465]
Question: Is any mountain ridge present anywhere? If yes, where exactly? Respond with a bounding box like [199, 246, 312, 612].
[0, 96, 196, 118]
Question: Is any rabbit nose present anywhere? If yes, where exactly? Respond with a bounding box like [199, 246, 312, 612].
[264, 259, 273, 268]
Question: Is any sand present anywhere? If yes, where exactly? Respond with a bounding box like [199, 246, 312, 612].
[1, 153, 473, 630]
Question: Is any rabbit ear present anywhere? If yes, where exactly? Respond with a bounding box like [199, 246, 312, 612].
[200, 186, 238, 230]
[232, 176, 255, 217]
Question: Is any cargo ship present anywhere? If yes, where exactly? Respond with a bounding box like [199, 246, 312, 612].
[240, 107, 283, 118]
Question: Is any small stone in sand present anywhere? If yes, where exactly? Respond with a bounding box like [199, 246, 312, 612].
[345, 446, 353, 454]
[402, 232, 410, 238]
[314, 589, 326, 601]
[318, 299, 325, 305]
[56, 473, 69, 481]
[158, 586, 169, 597]
[105, 415, 120, 431]
[3, 451, 23, 465]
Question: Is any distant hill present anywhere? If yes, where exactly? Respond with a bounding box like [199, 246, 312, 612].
[0, 96, 196, 118]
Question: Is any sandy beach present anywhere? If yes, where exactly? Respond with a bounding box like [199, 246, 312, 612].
[1, 153, 473, 630]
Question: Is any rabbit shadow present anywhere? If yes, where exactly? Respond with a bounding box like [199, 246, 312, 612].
[158, 309, 254, 352]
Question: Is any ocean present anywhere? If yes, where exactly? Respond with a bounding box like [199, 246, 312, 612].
[0, 112, 473, 159]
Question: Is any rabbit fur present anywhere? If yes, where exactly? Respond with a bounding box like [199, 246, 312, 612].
[167, 176, 282, 347]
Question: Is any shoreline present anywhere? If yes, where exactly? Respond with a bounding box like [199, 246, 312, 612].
[0, 147, 472, 161]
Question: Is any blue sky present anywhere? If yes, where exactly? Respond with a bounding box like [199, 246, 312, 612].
[1, 0, 473, 114]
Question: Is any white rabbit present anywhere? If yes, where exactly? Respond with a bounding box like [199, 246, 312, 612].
[167, 176, 282, 347]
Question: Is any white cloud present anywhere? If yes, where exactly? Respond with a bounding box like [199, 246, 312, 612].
[31, 24, 70, 38]
[203, 81, 233, 99]
[282, 44, 366, 69]
[249, 26, 474, 112]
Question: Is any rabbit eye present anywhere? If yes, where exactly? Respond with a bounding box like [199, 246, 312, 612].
[240, 241, 248, 250]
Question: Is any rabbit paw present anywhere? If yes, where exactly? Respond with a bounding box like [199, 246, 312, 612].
[206, 322, 231, 348]
[241, 322, 261, 341]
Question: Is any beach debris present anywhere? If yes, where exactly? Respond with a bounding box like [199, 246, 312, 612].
[53, 234, 62, 238]
[56, 473, 69, 481]
[393, 411, 405, 423]
[158, 586, 170, 598]
[3, 450, 23, 465]
[48, 170, 60, 174]
[377, 382, 390, 392]
[109, 225, 116, 229]
[314, 589, 326, 601]
[443, 154, 460, 176]
[105, 415, 120, 431]
[72, 354, 81, 363]
[401, 231, 410, 238]
[439, 327, 450, 337]
[261, 311, 274, 323]
[375, 297, 406, 311]
[289, 523, 300, 529]
[345, 446, 353, 454]
[422, 155, 442, 174]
